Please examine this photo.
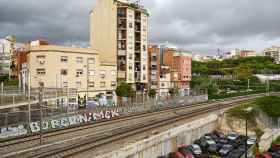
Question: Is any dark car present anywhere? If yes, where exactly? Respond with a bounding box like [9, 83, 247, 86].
[219, 144, 234, 156]
[216, 137, 229, 144]
[207, 144, 218, 153]
[213, 130, 226, 138]
[195, 138, 209, 151]
[225, 149, 244, 158]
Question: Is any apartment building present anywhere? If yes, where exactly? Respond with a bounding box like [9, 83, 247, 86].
[264, 46, 280, 64]
[148, 45, 172, 96]
[164, 49, 192, 96]
[27, 42, 117, 99]
[90, 0, 149, 91]
[10, 47, 27, 80]
[0, 36, 16, 77]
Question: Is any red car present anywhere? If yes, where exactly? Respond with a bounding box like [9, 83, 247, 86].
[256, 153, 272, 158]
[168, 152, 185, 158]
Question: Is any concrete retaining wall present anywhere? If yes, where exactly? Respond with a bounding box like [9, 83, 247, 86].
[95, 114, 218, 158]
[259, 129, 280, 152]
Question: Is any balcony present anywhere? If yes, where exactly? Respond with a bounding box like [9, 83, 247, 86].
[151, 75, 157, 81]
[118, 50, 126, 56]
[151, 61, 157, 65]
[135, 64, 141, 72]
[135, 72, 141, 82]
[117, 9, 126, 18]
[118, 71, 126, 79]
[151, 65, 157, 70]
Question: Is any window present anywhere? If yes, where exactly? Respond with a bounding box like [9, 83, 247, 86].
[89, 82, 95, 88]
[76, 57, 83, 64]
[129, 22, 133, 28]
[37, 55, 46, 65]
[36, 69, 46, 75]
[89, 70, 95, 76]
[111, 71, 116, 76]
[76, 69, 83, 77]
[100, 71, 106, 78]
[129, 73, 133, 81]
[143, 65, 146, 71]
[88, 58, 95, 64]
[76, 81, 82, 88]
[143, 74, 146, 80]
[129, 65, 133, 70]
[61, 56, 68, 63]
[61, 69, 68, 76]
[100, 82, 106, 88]
[143, 45, 146, 51]
[63, 82, 68, 88]
[129, 54, 133, 60]
[111, 81, 116, 87]
[161, 83, 165, 87]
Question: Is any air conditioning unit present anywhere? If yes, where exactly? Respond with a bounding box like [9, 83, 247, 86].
[39, 60, 45, 65]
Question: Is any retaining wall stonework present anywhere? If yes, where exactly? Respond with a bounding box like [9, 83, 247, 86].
[95, 114, 218, 158]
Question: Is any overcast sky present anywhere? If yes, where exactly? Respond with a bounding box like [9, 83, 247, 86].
[1, 0, 280, 55]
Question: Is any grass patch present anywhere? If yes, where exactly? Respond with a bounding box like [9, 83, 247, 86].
[227, 103, 254, 120]
[254, 96, 280, 118]
[272, 136, 280, 145]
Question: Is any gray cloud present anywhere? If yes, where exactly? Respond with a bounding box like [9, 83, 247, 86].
[0, 0, 280, 55]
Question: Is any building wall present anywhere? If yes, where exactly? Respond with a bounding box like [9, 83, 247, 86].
[27, 45, 117, 97]
[90, 0, 117, 64]
[148, 45, 161, 89]
[90, 0, 148, 89]
[264, 46, 280, 64]
[0, 38, 15, 77]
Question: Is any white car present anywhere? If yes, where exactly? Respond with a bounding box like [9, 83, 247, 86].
[247, 137, 257, 145]
[227, 133, 239, 141]
[191, 144, 202, 155]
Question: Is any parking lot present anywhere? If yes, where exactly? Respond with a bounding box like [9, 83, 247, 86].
[158, 131, 256, 158]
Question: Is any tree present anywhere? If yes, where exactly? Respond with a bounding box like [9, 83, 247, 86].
[169, 88, 179, 97]
[115, 82, 134, 97]
[148, 89, 157, 98]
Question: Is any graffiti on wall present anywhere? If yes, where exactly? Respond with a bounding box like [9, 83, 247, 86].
[0, 109, 120, 139]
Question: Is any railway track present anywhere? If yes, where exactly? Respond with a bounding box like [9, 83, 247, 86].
[0, 94, 278, 157]
[1, 93, 272, 158]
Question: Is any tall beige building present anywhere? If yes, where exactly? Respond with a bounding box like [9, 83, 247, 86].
[90, 0, 149, 91]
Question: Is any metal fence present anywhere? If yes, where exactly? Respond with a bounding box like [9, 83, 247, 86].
[0, 94, 208, 128]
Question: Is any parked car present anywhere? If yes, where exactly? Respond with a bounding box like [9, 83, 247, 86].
[207, 144, 218, 153]
[190, 144, 202, 155]
[178, 146, 194, 157]
[256, 153, 272, 158]
[216, 137, 228, 144]
[225, 149, 244, 158]
[219, 144, 234, 156]
[168, 152, 185, 158]
[227, 132, 239, 141]
[247, 137, 257, 145]
[213, 130, 226, 138]
[195, 138, 208, 150]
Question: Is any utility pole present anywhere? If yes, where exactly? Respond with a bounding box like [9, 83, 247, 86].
[247, 79, 250, 91]
[39, 82, 44, 144]
[28, 70, 31, 123]
[1, 82, 3, 105]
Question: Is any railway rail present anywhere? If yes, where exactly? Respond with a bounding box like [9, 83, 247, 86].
[0, 93, 276, 158]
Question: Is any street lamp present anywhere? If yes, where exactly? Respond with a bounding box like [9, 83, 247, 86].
[244, 107, 253, 158]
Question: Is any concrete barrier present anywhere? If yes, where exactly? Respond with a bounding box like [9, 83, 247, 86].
[259, 128, 280, 152]
[95, 114, 218, 158]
